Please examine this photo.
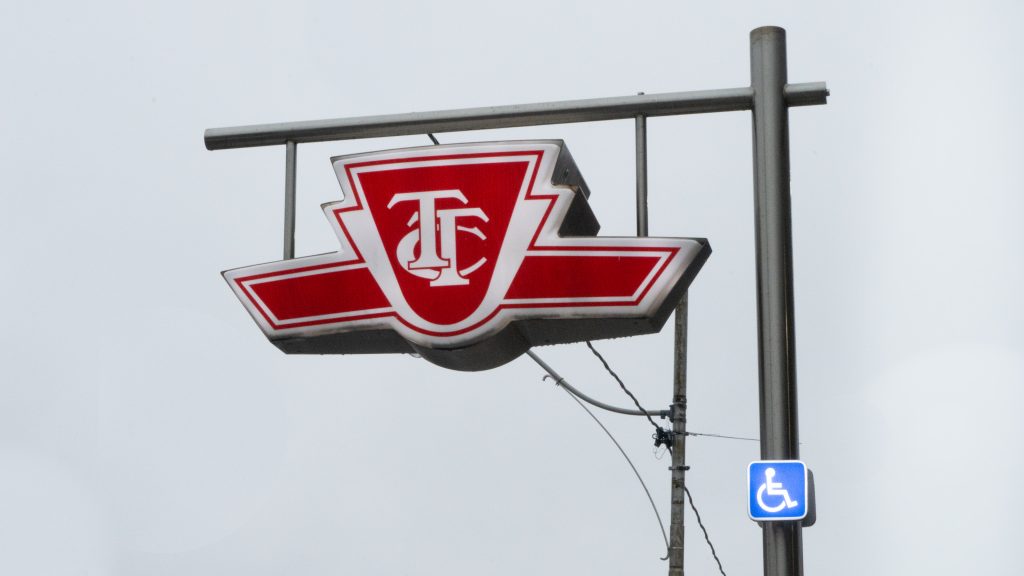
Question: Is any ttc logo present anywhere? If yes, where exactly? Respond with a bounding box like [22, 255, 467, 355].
[224, 141, 711, 371]
[391, 189, 488, 287]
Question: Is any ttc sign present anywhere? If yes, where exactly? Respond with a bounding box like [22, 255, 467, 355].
[748, 460, 808, 522]
[224, 141, 710, 371]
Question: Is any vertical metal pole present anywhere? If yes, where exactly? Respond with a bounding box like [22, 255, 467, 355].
[635, 96, 649, 237]
[284, 140, 297, 260]
[667, 294, 688, 576]
[632, 95, 686, 576]
[750, 26, 802, 576]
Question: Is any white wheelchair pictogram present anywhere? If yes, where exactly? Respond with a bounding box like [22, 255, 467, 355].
[755, 467, 799, 513]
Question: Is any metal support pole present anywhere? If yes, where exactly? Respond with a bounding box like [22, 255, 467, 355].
[635, 102, 649, 237]
[284, 140, 297, 260]
[667, 294, 688, 576]
[750, 26, 802, 576]
[204, 83, 827, 150]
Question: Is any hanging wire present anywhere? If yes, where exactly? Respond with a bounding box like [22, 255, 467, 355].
[583, 341, 732, 573]
[685, 486, 727, 576]
[540, 360, 732, 570]
[554, 380, 671, 561]
[529, 350, 755, 443]
[584, 341, 664, 433]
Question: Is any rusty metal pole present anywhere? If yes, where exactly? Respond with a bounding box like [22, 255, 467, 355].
[667, 294, 688, 576]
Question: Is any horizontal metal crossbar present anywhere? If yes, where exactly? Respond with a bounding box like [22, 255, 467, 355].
[204, 82, 828, 150]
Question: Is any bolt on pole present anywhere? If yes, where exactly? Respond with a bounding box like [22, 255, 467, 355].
[750, 26, 803, 576]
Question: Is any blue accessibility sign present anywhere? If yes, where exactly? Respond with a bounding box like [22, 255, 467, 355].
[748, 460, 807, 521]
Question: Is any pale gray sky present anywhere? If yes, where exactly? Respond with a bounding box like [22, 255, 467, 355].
[2, 1, 1022, 574]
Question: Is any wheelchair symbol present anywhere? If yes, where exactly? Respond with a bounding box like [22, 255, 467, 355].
[756, 467, 799, 513]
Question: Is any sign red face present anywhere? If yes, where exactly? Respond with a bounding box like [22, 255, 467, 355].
[224, 141, 710, 370]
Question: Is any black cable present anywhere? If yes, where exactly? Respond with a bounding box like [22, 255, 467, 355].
[557, 383, 671, 561]
[427, 133, 440, 145]
[583, 343, 760, 448]
[578, 345, 729, 572]
[684, 486, 727, 576]
[584, 341, 663, 433]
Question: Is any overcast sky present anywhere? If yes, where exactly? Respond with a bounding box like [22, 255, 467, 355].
[2, 1, 1022, 574]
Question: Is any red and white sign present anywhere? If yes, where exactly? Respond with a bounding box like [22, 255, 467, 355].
[224, 141, 710, 370]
